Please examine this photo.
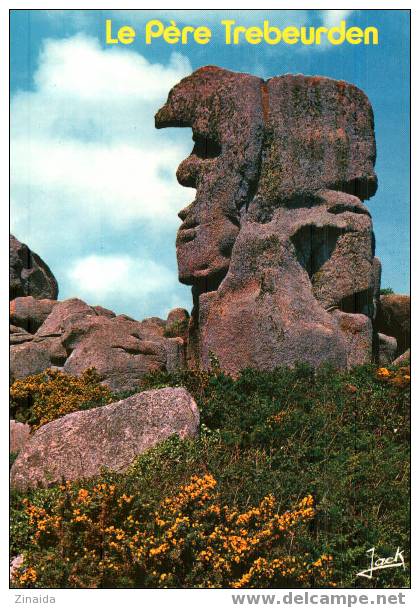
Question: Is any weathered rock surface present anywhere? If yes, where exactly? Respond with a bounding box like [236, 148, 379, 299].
[156, 67, 265, 287]
[10, 420, 31, 454]
[376, 294, 410, 355]
[10, 324, 33, 345]
[167, 308, 189, 326]
[10, 235, 58, 300]
[10, 387, 199, 490]
[62, 313, 185, 392]
[260, 75, 377, 203]
[10, 297, 187, 391]
[378, 333, 398, 365]
[165, 308, 190, 340]
[10, 296, 57, 333]
[157, 67, 381, 373]
[10, 337, 67, 380]
[392, 348, 410, 366]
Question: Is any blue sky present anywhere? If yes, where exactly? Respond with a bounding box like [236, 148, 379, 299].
[10, 9, 410, 319]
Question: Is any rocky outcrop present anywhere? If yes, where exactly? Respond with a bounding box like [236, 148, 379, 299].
[10, 387, 199, 490]
[10, 298, 187, 391]
[10, 325, 33, 345]
[9, 68, 407, 383]
[10, 296, 57, 333]
[10, 235, 58, 300]
[61, 312, 185, 391]
[10, 420, 31, 454]
[392, 348, 410, 366]
[156, 67, 383, 373]
[378, 333, 398, 365]
[376, 294, 410, 355]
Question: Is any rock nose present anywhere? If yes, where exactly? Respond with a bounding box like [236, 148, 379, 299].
[176, 156, 200, 188]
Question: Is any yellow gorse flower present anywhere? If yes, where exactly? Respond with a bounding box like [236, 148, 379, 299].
[10, 368, 113, 429]
[18, 474, 334, 589]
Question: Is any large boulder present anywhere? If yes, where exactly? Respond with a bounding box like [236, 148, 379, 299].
[376, 294, 410, 355]
[10, 296, 58, 333]
[378, 333, 398, 365]
[10, 337, 67, 380]
[10, 420, 31, 454]
[157, 67, 381, 374]
[10, 324, 33, 345]
[165, 308, 190, 339]
[61, 313, 185, 392]
[10, 235, 58, 300]
[10, 387, 199, 490]
[10, 297, 187, 391]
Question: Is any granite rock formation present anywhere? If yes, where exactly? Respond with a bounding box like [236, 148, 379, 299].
[11, 387, 199, 490]
[10, 235, 58, 300]
[156, 66, 385, 374]
[378, 333, 398, 365]
[10, 298, 188, 392]
[10, 296, 58, 333]
[376, 294, 410, 356]
[10, 420, 31, 455]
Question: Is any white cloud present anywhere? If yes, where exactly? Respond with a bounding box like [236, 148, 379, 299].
[321, 10, 354, 28]
[11, 35, 193, 235]
[67, 254, 182, 319]
[11, 34, 194, 317]
[34, 36, 190, 101]
[69, 254, 173, 297]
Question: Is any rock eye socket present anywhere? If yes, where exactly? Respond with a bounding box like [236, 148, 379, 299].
[192, 135, 221, 159]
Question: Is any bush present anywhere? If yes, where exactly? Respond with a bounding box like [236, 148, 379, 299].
[10, 368, 113, 429]
[380, 287, 395, 295]
[12, 474, 334, 589]
[10, 363, 410, 588]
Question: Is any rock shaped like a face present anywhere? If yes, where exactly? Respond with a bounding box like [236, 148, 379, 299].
[10, 235, 58, 300]
[157, 67, 380, 372]
[156, 68, 377, 291]
[156, 67, 265, 288]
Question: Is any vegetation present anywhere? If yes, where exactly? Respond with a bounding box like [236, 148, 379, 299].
[10, 368, 112, 429]
[10, 363, 410, 588]
[380, 287, 395, 295]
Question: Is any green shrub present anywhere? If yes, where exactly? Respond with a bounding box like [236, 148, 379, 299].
[10, 363, 410, 588]
[10, 451, 18, 469]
